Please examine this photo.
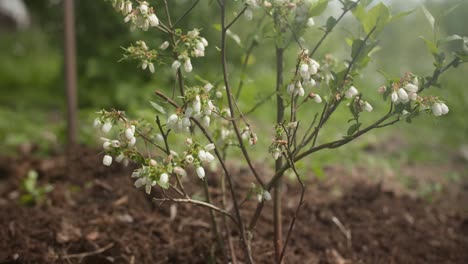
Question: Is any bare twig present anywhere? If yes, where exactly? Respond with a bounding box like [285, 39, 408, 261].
[173, 0, 201, 27]
[332, 216, 352, 248]
[278, 151, 305, 264]
[154, 197, 238, 225]
[63, 243, 114, 259]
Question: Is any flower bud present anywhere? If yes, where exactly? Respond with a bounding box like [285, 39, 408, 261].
[299, 63, 309, 79]
[111, 140, 121, 148]
[363, 102, 373, 112]
[204, 83, 213, 92]
[202, 115, 210, 127]
[139, 2, 148, 15]
[404, 83, 418, 93]
[142, 60, 148, 70]
[391, 91, 398, 103]
[160, 173, 169, 185]
[167, 114, 178, 127]
[149, 159, 157, 166]
[193, 95, 201, 113]
[397, 88, 409, 103]
[128, 136, 137, 146]
[201, 37, 208, 47]
[432, 103, 442, 116]
[345, 86, 358, 99]
[205, 143, 216, 151]
[297, 87, 305, 97]
[115, 153, 125, 163]
[103, 155, 113, 166]
[440, 103, 449, 115]
[125, 127, 135, 140]
[306, 17, 315, 27]
[205, 152, 215, 162]
[173, 166, 187, 177]
[185, 155, 194, 163]
[263, 190, 272, 201]
[160, 41, 170, 50]
[172, 60, 181, 71]
[93, 118, 102, 128]
[196, 166, 206, 179]
[198, 150, 207, 161]
[103, 141, 111, 150]
[187, 29, 200, 38]
[101, 121, 112, 133]
[313, 94, 322, 103]
[287, 83, 295, 95]
[125, 1, 132, 14]
[185, 138, 193, 145]
[134, 178, 145, 188]
[184, 59, 193, 73]
[148, 62, 155, 73]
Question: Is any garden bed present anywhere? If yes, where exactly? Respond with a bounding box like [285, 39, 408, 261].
[0, 147, 467, 263]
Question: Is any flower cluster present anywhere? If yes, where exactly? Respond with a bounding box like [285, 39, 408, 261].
[122, 40, 158, 73]
[389, 73, 420, 104]
[379, 72, 449, 117]
[287, 49, 321, 99]
[132, 158, 173, 194]
[94, 116, 137, 167]
[167, 85, 217, 133]
[182, 139, 217, 179]
[171, 29, 209, 73]
[122, 1, 160, 31]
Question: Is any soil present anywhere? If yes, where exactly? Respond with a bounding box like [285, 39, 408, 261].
[0, 146, 467, 264]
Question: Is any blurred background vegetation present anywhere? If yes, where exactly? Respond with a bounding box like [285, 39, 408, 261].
[0, 0, 467, 180]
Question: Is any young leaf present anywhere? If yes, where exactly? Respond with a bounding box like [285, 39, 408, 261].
[309, 0, 329, 17]
[361, 3, 390, 35]
[421, 6, 435, 31]
[325, 16, 337, 32]
[150, 101, 166, 114]
[420, 37, 439, 55]
[347, 123, 361, 136]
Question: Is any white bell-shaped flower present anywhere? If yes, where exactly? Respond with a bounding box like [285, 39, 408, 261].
[101, 121, 112, 133]
[148, 13, 159, 27]
[196, 166, 206, 179]
[432, 103, 442, 116]
[345, 86, 358, 99]
[160, 173, 169, 185]
[397, 88, 409, 103]
[103, 155, 113, 166]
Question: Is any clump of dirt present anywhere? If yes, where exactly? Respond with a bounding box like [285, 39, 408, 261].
[0, 146, 467, 263]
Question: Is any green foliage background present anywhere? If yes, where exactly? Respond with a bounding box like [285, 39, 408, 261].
[0, 0, 467, 175]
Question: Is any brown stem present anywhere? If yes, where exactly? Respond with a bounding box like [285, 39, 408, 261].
[278, 150, 305, 264]
[274, 47, 285, 264]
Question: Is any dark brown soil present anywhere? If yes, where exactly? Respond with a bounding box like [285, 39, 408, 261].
[0, 147, 467, 264]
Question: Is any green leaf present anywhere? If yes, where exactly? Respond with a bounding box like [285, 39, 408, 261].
[420, 37, 439, 54]
[325, 16, 337, 32]
[437, 34, 463, 46]
[361, 3, 390, 35]
[150, 101, 166, 115]
[421, 6, 435, 31]
[226, 29, 242, 47]
[347, 123, 361, 136]
[309, 0, 329, 17]
[390, 9, 414, 23]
